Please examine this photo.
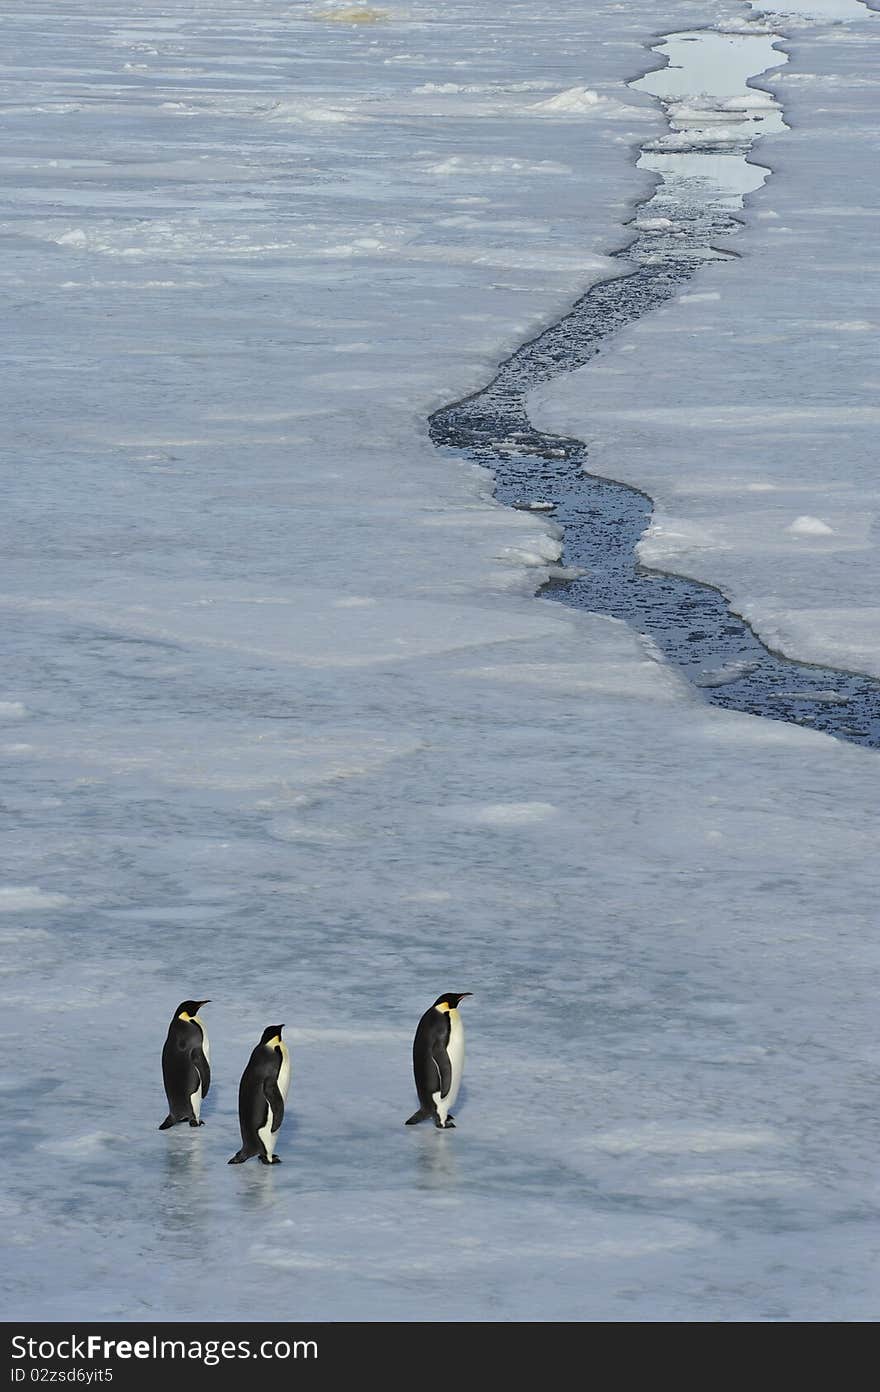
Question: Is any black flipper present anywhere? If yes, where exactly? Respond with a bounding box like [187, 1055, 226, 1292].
[265, 1079, 285, 1134]
[194, 1046, 211, 1100]
[433, 1044, 452, 1100]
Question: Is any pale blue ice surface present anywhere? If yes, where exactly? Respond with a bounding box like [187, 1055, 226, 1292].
[1, 0, 879, 1321]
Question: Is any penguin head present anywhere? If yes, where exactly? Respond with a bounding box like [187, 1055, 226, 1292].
[175, 999, 210, 1021]
[433, 992, 472, 1013]
[260, 1025, 285, 1047]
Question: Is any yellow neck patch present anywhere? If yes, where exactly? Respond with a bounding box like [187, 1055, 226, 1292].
[178, 1012, 191, 1022]
[436, 1002, 450, 1013]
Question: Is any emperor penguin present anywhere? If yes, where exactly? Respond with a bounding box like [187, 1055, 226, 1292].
[160, 999, 211, 1129]
[228, 1025, 290, 1165]
[405, 992, 472, 1129]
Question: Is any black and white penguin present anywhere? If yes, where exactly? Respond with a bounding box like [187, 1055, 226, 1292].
[228, 1025, 291, 1165]
[405, 992, 472, 1129]
[159, 999, 211, 1129]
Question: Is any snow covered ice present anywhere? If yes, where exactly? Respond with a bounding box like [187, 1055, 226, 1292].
[1, 0, 880, 1322]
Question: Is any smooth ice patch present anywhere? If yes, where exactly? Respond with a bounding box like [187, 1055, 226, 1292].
[423, 155, 573, 177]
[456, 802, 558, 825]
[586, 1125, 784, 1155]
[0, 887, 69, 912]
[455, 651, 685, 703]
[40, 1132, 118, 1158]
[313, 5, 389, 22]
[399, 890, 453, 903]
[0, 587, 570, 668]
[653, 1169, 808, 1193]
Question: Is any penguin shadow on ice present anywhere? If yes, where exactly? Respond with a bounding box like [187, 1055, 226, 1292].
[161, 1129, 207, 1186]
[414, 1128, 461, 1189]
[159, 1133, 211, 1237]
[405, 992, 472, 1131]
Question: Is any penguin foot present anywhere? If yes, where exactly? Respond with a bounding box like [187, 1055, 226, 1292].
[228, 1149, 251, 1164]
[259, 1155, 282, 1165]
[188, 1119, 205, 1127]
[158, 1115, 177, 1130]
[405, 1108, 431, 1126]
[444, 1119, 456, 1128]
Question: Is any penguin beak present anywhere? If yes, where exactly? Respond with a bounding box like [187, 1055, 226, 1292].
[457, 993, 473, 1003]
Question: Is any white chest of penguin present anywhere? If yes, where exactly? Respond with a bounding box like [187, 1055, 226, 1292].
[446, 1008, 464, 1107]
[195, 1015, 210, 1067]
[190, 1015, 209, 1118]
[277, 1041, 291, 1103]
